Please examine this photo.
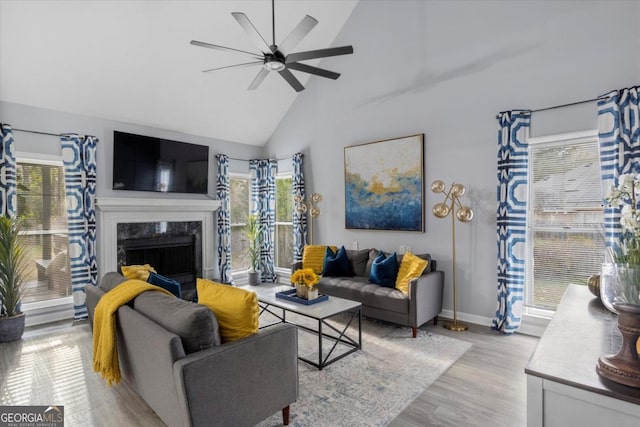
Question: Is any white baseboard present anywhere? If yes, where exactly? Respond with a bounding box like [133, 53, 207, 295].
[438, 309, 548, 337]
[439, 309, 493, 328]
[23, 297, 74, 327]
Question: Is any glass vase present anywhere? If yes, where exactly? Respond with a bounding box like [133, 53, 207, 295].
[600, 263, 640, 314]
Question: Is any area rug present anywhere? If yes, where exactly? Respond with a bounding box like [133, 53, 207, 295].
[255, 313, 472, 427]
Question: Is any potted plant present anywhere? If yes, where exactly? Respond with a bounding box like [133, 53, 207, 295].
[291, 268, 320, 300]
[243, 214, 263, 286]
[0, 215, 30, 342]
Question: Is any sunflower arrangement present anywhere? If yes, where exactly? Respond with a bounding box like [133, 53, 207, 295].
[291, 268, 319, 289]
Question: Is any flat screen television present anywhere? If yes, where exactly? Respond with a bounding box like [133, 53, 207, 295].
[113, 131, 209, 194]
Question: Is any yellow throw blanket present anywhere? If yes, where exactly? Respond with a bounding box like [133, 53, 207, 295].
[92, 279, 171, 386]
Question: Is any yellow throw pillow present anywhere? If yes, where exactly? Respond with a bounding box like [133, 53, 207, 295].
[121, 264, 156, 281]
[196, 278, 259, 342]
[395, 252, 428, 295]
[302, 245, 337, 274]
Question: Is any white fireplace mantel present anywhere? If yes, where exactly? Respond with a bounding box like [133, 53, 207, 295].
[96, 197, 221, 212]
[96, 197, 220, 280]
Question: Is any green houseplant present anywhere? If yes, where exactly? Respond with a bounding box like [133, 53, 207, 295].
[243, 214, 264, 285]
[0, 215, 30, 342]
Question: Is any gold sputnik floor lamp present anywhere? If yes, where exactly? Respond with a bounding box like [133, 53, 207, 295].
[431, 180, 474, 331]
[294, 193, 322, 245]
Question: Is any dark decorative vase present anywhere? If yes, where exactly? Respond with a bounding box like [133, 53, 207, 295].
[0, 313, 26, 343]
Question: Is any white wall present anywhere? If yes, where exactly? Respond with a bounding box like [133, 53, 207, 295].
[0, 100, 263, 198]
[265, 0, 640, 322]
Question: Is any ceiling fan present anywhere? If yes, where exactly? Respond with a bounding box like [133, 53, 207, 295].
[190, 0, 354, 92]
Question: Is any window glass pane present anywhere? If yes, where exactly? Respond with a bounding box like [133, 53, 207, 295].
[230, 176, 250, 272]
[276, 177, 293, 222]
[276, 224, 293, 269]
[275, 176, 293, 269]
[527, 138, 604, 311]
[17, 161, 71, 303]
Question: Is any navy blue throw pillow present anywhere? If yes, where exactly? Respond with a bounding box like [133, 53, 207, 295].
[147, 272, 182, 298]
[369, 251, 399, 288]
[322, 246, 354, 277]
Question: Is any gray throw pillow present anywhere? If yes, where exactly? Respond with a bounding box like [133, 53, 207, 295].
[345, 249, 371, 277]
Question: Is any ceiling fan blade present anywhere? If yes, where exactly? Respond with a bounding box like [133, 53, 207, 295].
[248, 68, 270, 90]
[277, 15, 318, 55]
[278, 68, 304, 92]
[202, 61, 263, 73]
[287, 62, 340, 80]
[190, 40, 262, 60]
[231, 12, 273, 54]
[285, 46, 354, 63]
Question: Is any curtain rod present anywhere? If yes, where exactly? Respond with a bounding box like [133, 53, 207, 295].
[228, 153, 297, 162]
[12, 127, 62, 137]
[496, 96, 599, 119]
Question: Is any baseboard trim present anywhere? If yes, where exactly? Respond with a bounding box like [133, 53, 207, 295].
[23, 297, 74, 327]
[438, 309, 548, 337]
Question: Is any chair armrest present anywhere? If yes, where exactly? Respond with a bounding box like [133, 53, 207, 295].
[174, 323, 298, 427]
[409, 270, 444, 328]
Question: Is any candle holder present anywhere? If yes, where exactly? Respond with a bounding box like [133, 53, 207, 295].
[432, 180, 474, 331]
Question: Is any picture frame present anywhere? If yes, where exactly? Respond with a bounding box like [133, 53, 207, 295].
[344, 134, 424, 232]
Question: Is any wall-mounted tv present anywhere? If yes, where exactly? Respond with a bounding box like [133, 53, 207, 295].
[113, 131, 209, 194]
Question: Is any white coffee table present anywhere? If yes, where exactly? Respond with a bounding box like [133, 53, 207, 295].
[249, 285, 362, 370]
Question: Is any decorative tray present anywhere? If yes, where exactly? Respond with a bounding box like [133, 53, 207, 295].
[275, 288, 329, 305]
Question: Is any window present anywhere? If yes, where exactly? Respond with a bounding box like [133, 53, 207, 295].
[16, 158, 71, 304]
[275, 174, 293, 270]
[526, 132, 604, 312]
[230, 174, 251, 272]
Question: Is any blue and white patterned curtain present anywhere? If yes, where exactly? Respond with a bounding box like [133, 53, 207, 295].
[249, 159, 277, 282]
[216, 154, 232, 283]
[492, 111, 530, 334]
[599, 86, 640, 253]
[292, 153, 307, 262]
[0, 124, 17, 217]
[61, 134, 98, 320]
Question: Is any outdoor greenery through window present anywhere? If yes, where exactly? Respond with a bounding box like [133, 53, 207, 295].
[230, 175, 250, 272]
[16, 159, 71, 304]
[276, 175, 293, 270]
[527, 133, 604, 311]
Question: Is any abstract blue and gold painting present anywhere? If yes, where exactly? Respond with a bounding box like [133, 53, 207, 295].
[344, 134, 424, 231]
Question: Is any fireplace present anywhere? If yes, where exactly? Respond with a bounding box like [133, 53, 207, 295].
[96, 197, 221, 293]
[117, 221, 202, 300]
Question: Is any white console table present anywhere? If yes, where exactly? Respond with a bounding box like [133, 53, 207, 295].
[526, 284, 640, 426]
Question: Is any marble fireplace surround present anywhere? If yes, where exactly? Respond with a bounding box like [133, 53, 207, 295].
[96, 197, 221, 281]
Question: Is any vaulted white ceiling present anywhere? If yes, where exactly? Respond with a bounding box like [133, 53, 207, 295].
[0, 1, 358, 145]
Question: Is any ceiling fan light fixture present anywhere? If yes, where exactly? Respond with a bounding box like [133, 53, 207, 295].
[263, 57, 285, 72]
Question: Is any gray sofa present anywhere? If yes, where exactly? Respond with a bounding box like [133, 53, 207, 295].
[293, 249, 444, 338]
[86, 272, 298, 427]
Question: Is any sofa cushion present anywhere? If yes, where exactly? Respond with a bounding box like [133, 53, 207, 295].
[362, 286, 409, 314]
[345, 249, 371, 277]
[303, 245, 337, 274]
[369, 251, 399, 288]
[133, 291, 221, 353]
[318, 276, 409, 314]
[196, 279, 259, 343]
[318, 276, 375, 301]
[147, 272, 182, 298]
[322, 246, 354, 277]
[395, 252, 429, 295]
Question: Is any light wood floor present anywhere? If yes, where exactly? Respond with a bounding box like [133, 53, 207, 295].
[0, 317, 538, 427]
